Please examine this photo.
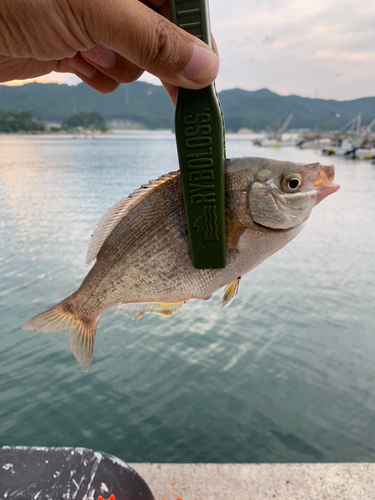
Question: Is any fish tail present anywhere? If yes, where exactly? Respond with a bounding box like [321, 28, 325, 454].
[22, 298, 99, 372]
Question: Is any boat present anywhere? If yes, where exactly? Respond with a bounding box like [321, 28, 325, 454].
[321, 113, 362, 156]
[298, 137, 331, 150]
[353, 118, 375, 160]
[322, 137, 358, 157]
[253, 112, 295, 147]
[355, 148, 375, 160]
[324, 116, 375, 160]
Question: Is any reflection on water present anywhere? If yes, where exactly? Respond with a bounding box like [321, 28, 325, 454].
[0, 134, 375, 463]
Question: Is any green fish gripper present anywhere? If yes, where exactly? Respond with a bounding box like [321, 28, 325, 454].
[169, 0, 227, 269]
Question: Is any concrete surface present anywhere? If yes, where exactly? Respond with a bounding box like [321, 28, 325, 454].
[129, 463, 375, 500]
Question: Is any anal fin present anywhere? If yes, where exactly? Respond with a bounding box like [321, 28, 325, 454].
[116, 301, 186, 321]
[221, 277, 241, 309]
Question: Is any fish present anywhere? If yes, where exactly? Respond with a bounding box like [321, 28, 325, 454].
[23, 156, 339, 371]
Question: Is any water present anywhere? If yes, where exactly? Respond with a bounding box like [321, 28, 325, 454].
[0, 133, 374, 464]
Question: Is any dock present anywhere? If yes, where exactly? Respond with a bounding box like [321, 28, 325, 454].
[130, 463, 375, 499]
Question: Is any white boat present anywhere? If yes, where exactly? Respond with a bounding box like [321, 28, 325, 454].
[257, 138, 297, 148]
[322, 138, 357, 157]
[254, 112, 295, 148]
[353, 118, 375, 159]
[298, 138, 330, 150]
[322, 114, 362, 156]
[355, 148, 375, 160]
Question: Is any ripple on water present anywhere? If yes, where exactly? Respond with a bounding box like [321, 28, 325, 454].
[0, 136, 375, 462]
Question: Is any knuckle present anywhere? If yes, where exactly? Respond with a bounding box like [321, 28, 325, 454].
[146, 18, 183, 72]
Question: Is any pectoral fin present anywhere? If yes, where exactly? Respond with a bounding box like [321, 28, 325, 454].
[221, 277, 241, 309]
[226, 215, 247, 252]
[116, 301, 186, 321]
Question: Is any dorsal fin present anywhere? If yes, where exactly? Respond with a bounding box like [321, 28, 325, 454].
[86, 171, 180, 266]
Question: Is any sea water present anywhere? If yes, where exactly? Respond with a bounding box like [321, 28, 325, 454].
[0, 134, 374, 463]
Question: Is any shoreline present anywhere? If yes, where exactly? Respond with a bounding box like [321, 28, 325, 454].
[0, 129, 172, 135]
[0, 130, 290, 137]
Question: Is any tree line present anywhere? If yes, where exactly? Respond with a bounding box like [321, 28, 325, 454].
[0, 109, 108, 133]
[0, 109, 45, 133]
[61, 112, 108, 131]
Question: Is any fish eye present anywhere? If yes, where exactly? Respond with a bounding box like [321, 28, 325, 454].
[281, 173, 303, 193]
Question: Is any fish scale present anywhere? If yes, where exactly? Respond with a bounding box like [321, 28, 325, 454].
[23, 156, 339, 371]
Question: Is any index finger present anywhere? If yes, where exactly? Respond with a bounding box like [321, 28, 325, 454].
[77, 0, 219, 89]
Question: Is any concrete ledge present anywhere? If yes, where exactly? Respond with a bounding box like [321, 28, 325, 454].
[130, 463, 375, 500]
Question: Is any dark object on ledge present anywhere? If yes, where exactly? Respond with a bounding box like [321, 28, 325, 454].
[0, 446, 155, 500]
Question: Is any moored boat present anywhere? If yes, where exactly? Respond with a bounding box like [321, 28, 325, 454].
[253, 111, 295, 147]
[355, 148, 375, 160]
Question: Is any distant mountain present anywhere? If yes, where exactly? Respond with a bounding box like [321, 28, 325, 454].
[1, 82, 374, 132]
[219, 88, 375, 132]
[0, 82, 174, 130]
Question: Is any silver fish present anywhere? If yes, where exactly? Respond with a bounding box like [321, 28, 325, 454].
[23, 156, 339, 370]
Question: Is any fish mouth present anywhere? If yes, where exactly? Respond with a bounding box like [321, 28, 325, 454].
[314, 164, 340, 204]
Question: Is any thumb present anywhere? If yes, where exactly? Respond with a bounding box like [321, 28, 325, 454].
[80, 0, 219, 89]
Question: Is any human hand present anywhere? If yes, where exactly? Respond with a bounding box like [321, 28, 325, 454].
[0, 0, 219, 103]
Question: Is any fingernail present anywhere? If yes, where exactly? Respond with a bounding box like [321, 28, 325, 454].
[70, 55, 96, 79]
[83, 44, 117, 69]
[183, 44, 219, 84]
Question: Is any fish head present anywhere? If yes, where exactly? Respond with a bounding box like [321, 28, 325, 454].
[248, 160, 340, 230]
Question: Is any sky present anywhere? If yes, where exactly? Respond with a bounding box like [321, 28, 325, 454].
[4, 0, 375, 101]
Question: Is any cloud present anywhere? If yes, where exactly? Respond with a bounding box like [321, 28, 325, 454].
[211, 0, 375, 99]
[262, 36, 275, 45]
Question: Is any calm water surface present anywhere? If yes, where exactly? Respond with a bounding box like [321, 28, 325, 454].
[0, 134, 374, 463]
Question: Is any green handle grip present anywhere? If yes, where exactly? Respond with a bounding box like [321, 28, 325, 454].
[169, 0, 227, 269]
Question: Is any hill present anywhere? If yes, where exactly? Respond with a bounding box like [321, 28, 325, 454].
[0, 82, 374, 132]
[219, 88, 375, 132]
[0, 82, 174, 130]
